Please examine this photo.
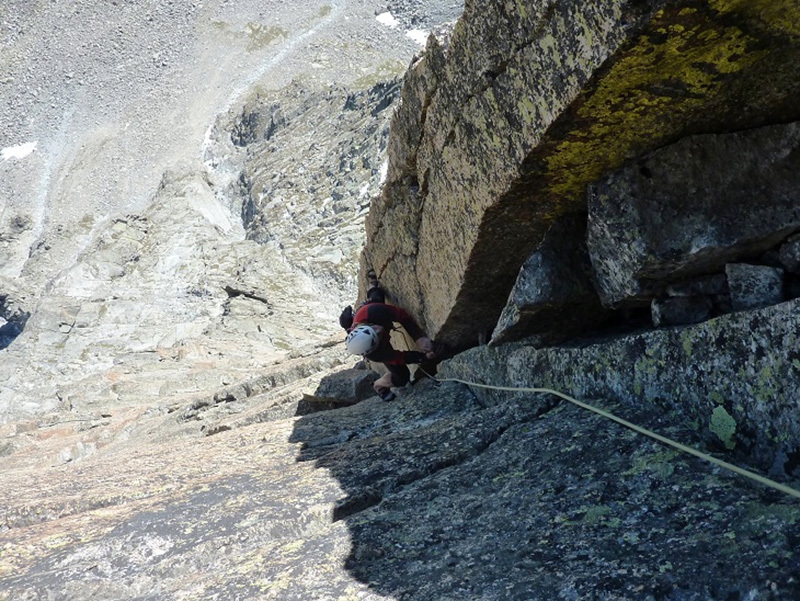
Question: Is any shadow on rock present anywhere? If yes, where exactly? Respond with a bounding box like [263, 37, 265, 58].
[0, 284, 30, 350]
[0, 319, 25, 350]
[290, 379, 800, 599]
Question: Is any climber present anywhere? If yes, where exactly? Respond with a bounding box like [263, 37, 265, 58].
[340, 270, 439, 401]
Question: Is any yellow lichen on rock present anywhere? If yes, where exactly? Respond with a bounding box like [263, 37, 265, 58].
[709, 0, 800, 37]
[543, 8, 762, 202]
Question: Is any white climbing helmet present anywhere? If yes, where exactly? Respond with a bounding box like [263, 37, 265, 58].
[345, 325, 379, 355]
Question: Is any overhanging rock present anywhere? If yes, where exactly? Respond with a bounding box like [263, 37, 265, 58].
[363, 0, 800, 350]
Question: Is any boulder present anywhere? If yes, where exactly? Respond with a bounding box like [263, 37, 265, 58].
[725, 263, 785, 311]
[779, 233, 800, 274]
[296, 394, 360, 415]
[490, 214, 606, 346]
[363, 0, 800, 349]
[651, 296, 713, 327]
[313, 368, 379, 404]
[588, 122, 800, 308]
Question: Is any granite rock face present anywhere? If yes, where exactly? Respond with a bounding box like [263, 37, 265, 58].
[0, 398, 376, 601]
[0, 167, 357, 421]
[726, 263, 785, 311]
[3, 1, 800, 598]
[0, 0, 433, 424]
[4, 373, 799, 600]
[363, 0, 800, 349]
[225, 81, 402, 291]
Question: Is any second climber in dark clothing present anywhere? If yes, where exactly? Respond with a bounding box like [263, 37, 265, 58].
[341, 290, 436, 401]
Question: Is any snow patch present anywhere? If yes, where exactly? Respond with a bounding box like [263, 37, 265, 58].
[2, 142, 37, 162]
[406, 29, 429, 46]
[376, 12, 399, 28]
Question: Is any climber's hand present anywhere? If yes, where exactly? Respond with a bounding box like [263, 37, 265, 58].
[416, 336, 434, 355]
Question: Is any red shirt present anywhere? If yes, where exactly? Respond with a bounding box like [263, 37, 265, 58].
[352, 303, 426, 339]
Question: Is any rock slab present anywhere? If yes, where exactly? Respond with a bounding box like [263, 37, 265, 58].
[443, 297, 800, 476]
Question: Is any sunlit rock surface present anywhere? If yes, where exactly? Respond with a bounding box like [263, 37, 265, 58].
[2, 1, 800, 599]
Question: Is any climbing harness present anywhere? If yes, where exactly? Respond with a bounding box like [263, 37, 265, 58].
[416, 366, 800, 501]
